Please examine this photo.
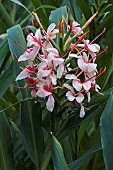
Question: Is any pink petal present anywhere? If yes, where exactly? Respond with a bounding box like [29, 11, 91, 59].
[46, 95, 55, 112]
[76, 93, 84, 103]
[30, 46, 40, 61]
[16, 69, 31, 81]
[18, 51, 30, 62]
[36, 88, 52, 97]
[27, 33, 34, 47]
[66, 91, 75, 101]
[35, 28, 42, 41]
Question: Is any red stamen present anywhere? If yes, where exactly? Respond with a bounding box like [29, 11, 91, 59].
[14, 40, 27, 51]
[90, 28, 106, 44]
[89, 46, 108, 62]
[14, 54, 26, 68]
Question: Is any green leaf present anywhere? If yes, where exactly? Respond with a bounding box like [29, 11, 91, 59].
[51, 135, 69, 170]
[0, 2, 13, 28]
[0, 62, 14, 98]
[59, 88, 113, 139]
[11, 0, 32, 15]
[49, 6, 67, 26]
[68, 144, 101, 170]
[76, 0, 92, 21]
[7, 24, 27, 98]
[100, 92, 113, 170]
[7, 25, 44, 168]
[0, 106, 16, 170]
[21, 100, 44, 168]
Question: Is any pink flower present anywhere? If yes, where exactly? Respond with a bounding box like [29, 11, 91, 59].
[78, 58, 97, 74]
[38, 62, 51, 78]
[71, 21, 83, 35]
[44, 23, 59, 41]
[18, 46, 39, 62]
[16, 65, 35, 81]
[63, 83, 84, 103]
[84, 40, 100, 57]
[36, 78, 55, 112]
[77, 40, 100, 57]
[65, 74, 91, 91]
[46, 48, 64, 67]
[27, 28, 42, 47]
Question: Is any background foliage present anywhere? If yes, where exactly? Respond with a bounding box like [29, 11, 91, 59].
[0, 0, 113, 169]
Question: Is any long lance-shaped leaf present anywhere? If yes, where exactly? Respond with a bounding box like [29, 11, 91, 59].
[100, 92, 113, 170]
[11, 0, 32, 15]
[0, 62, 14, 98]
[51, 135, 69, 170]
[0, 2, 13, 28]
[7, 25, 44, 168]
[49, 6, 67, 26]
[58, 87, 113, 139]
[68, 143, 101, 170]
[0, 106, 16, 170]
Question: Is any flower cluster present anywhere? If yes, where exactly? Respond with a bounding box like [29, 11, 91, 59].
[15, 12, 106, 117]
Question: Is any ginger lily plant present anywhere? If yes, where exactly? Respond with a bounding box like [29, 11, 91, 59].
[15, 11, 106, 118]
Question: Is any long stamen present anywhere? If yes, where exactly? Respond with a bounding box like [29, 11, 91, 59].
[14, 54, 26, 68]
[90, 27, 106, 44]
[14, 40, 27, 51]
[89, 46, 108, 62]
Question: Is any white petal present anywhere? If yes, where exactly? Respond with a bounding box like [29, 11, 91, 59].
[88, 63, 97, 73]
[83, 81, 91, 91]
[78, 59, 88, 72]
[65, 74, 76, 80]
[50, 72, 57, 85]
[57, 64, 64, 79]
[35, 28, 42, 41]
[47, 23, 56, 34]
[88, 44, 98, 52]
[95, 84, 101, 91]
[46, 95, 55, 112]
[38, 69, 51, 78]
[80, 105, 85, 118]
[18, 51, 30, 62]
[63, 83, 74, 93]
[27, 33, 34, 47]
[53, 57, 64, 67]
[46, 48, 58, 54]
[66, 91, 75, 101]
[69, 53, 81, 59]
[76, 93, 84, 103]
[73, 79, 82, 91]
[87, 92, 91, 102]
